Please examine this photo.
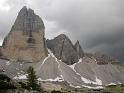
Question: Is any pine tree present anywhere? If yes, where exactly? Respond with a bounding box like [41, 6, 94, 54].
[26, 66, 41, 91]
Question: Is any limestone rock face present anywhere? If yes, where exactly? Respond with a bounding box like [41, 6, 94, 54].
[11, 6, 44, 33]
[74, 40, 84, 59]
[47, 34, 84, 65]
[1, 6, 47, 62]
[85, 53, 120, 65]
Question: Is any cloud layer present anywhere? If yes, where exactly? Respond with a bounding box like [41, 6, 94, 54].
[0, 0, 124, 61]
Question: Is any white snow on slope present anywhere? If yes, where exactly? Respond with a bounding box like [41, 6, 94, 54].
[82, 85, 104, 89]
[13, 74, 27, 80]
[69, 59, 102, 86]
[42, 54, 50, 66]
[47, 49, 57, 60]
[69, 58, 82, 72]
[79, 58, 83, 63]
[42, 49, 64, 82]
[69, 84, 81, 88]
[38, 77, 64, 82]
[81, 76, 102, 85]
[6, 61, 11, 66]
[108, 83, 116, 86]
[69, 63, 76, 70]
[69, 58, 82, 74]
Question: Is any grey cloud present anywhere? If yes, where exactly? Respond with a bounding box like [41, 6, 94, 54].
[39, 0, 124, 61]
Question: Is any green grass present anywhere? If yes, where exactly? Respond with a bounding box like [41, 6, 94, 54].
[1, 84, 124, 93]
[105, 84, 124, 93]
[55, 84, 124, 93]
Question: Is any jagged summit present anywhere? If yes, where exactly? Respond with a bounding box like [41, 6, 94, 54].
[54, 34, 68, 39]
[12, 6, 45, 33]
[1, 6, 47, 62]
[47, 34, 84, 65]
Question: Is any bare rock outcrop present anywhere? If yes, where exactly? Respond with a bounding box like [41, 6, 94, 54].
[74, 40, 84, 59]
[1, 6, 47, 62]
[46, 34, 84, 65]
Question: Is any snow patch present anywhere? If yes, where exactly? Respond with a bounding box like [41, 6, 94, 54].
[78, 58, 82, 63]
[38, 77, 64, 82]
[38, 53, 51, 68]
[69, 58, 102, 86]
[82, 85, 104, 89]
[6, 61, 11, 66]
[95, 77, 102, 85]
[81, 76, 91, 84]
[118, 82, 122, 84]
[69, 84, 81, 88]
[69, 63, 76, 70]
[106, 82, 122, 86]
[47, 49, 57, 60]
[108, 83, 116, 86]
[20, 63, 23, 66]
[13, 74, 27, 80]
[42, 54, 50, 65]
[69, 83, 104, 89]
[81, 76, 102, 85]
[69, 58, 82, 72]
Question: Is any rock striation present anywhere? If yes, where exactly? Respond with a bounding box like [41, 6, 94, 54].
[1, 6, 47, 62]
[85, 53, 120, 65]
[46, 34, 84, 65]
[74, 40, 84, 59]
[11, 6, 45, 33]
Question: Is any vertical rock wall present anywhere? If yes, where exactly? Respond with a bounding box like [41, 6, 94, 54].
[47, 34, 84, 65]
[1, 6, 47, 62]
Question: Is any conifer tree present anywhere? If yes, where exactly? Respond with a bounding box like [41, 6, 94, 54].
[27, 66, 41, 91]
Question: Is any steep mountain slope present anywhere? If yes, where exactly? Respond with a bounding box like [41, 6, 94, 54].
[74, 40, 84, 59]
[35, 50, 124, 87]
[1, 49, 124, 88]
[1, 6, 47, 62]
[46, 34, 84, 65]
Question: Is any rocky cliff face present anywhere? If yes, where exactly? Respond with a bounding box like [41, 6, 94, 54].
[85, 53, 120, 65]
[46, 34, 84, 65]
[74, 40, 84, 59]
[11, 6, 44, 33]
[1, 6, 47, 62]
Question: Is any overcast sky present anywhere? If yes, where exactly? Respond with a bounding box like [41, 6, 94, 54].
[0, 0, 124, 61]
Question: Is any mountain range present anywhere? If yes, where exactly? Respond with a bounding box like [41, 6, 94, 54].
[0, 6, 124, 89]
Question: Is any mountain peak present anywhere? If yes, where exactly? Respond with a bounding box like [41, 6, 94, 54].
[11, 6, 45, 33]
[1, 6, 47, 62]
[47, 34, 84, 65]
[55, 34, 68, 40]
[18, 6, 34, 17]
[19, 6, 28, 13]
